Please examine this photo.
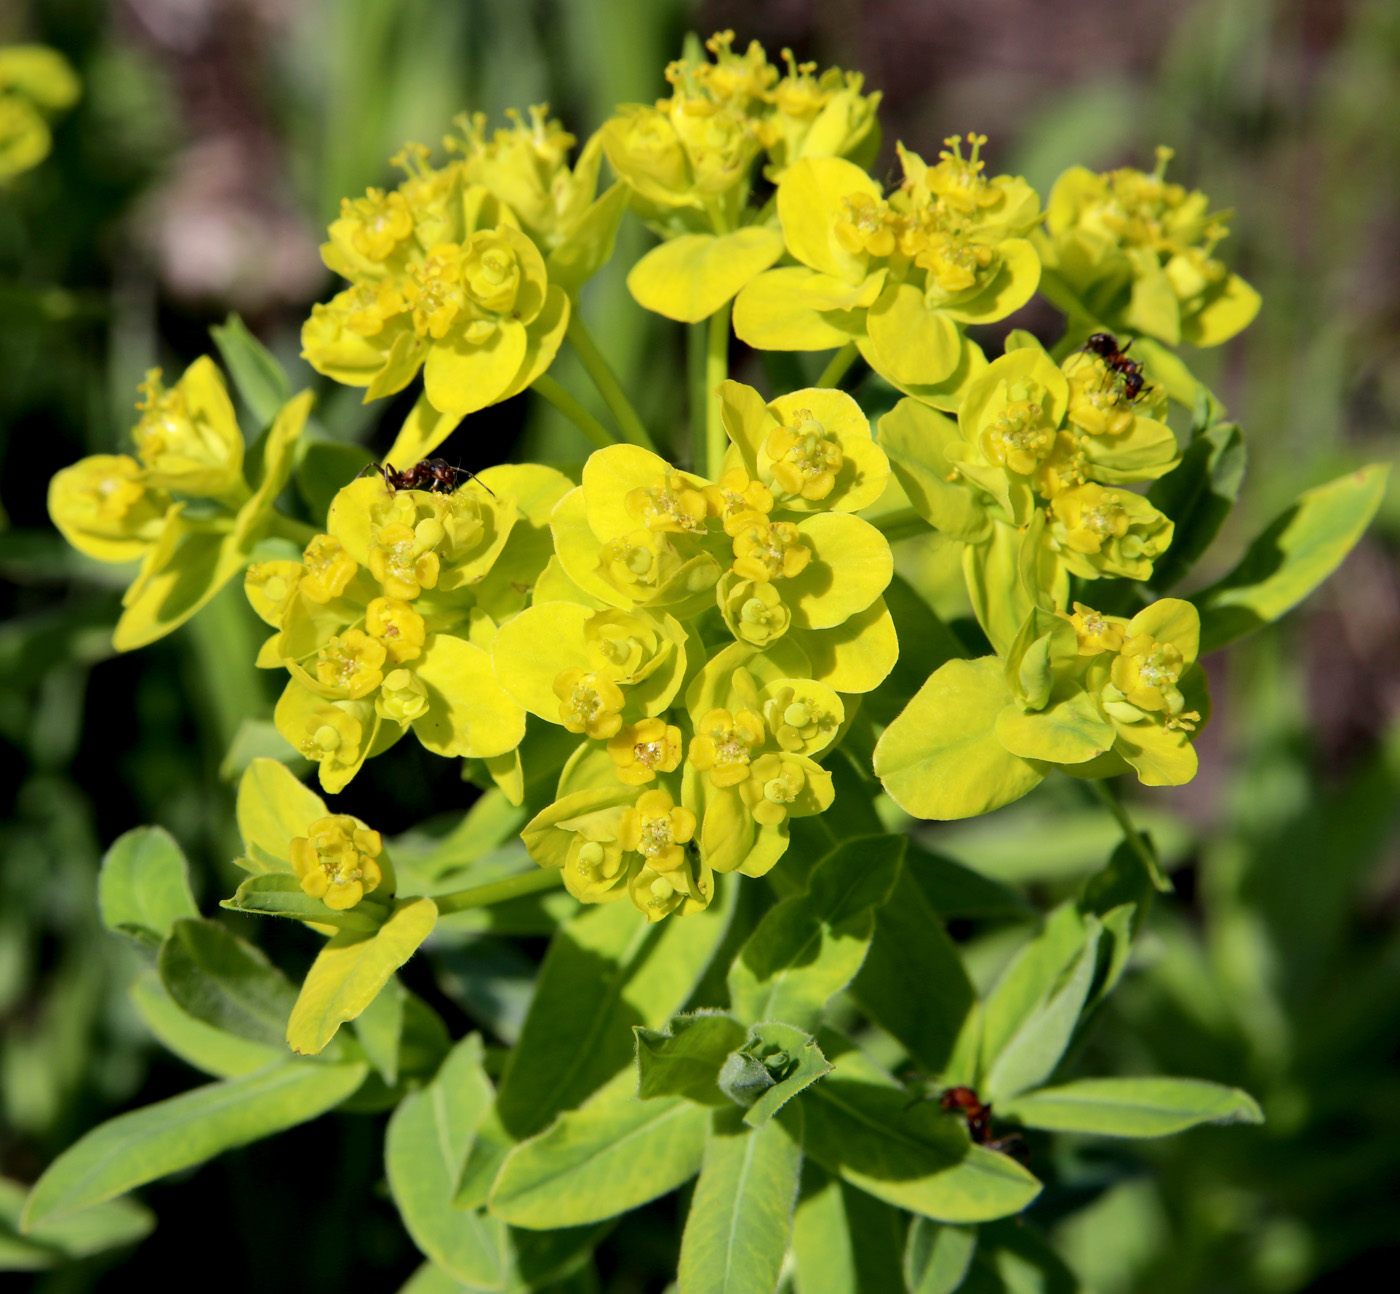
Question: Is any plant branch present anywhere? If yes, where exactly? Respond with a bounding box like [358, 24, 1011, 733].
[566, 312, 656, 451]
[432, 867, 565, 915]
[533, 374, 619, 451]
[816, 342, 859, 390]
[1088, 779, 1173, 893]
[704, 302, 731, 479]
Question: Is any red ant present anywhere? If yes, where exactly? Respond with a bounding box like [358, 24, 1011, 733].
[938, 1086, 1029, 1162]
[356, 458, 494, 496]
[1082, 331, 1150, 403]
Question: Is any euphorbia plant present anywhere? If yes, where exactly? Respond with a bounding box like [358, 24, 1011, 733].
[28, 29, 1387, 1292]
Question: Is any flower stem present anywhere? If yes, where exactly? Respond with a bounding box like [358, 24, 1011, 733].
[869, 507, 929, 543]
[704, 302, 731, 479]
[566, 312, 656, 452]
[533, 374, 619, 451]
[816, 342, 859, 390]
[1087, 779, 1173, 893]
[267, 513, 318, 547]
[433, 867, 565, 915]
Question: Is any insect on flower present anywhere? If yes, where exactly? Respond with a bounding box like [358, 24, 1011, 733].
[357, 458, 494, 496]
[1082, 331, 1151, 402]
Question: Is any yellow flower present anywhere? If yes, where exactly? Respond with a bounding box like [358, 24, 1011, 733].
[765, 409, 844, 501]
[1111, 635, 1187, 717]
[719, 576, 790, 646]
[300, 534, 358, 603]
[761, 685, 840, 754]
[1048, 482, 1173, 581]
[339, 187, 415, 263]
[368, 520, 442, 600]
[608, 719, 684, 785]
[617, 788, 696, 872]
[1065, 602, 1127, 656]
[289, 814, 384, 910]
[977, 378, 1058, 476]
[0, 45, 79, 182]
[553, 667, 626, 738]
[315, 628, 388, 700]
[689, 707, 765, 789]
[704, 467, 774, 534]
[375, 668, 430, 723]
[47, 454, 169, 562]
[245, 561, 303, 627]
[731, 517, 810, 583]
[132, 360, 245, 498]
[366, 596, 426, 663]
[744, 752, 808, 827]
[625, 471, 708, 534]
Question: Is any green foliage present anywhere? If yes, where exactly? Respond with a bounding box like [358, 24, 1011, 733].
[7, 4, 1396, 1292]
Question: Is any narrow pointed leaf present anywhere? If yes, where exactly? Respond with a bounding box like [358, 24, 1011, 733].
[999, 1077, 1264, 1137]
[489, 1071, 709, 1228]
[728, 835, 902, 1030]
[157, 918, 299, 1048]
[676, 1109, 803, 1294]
[386, 1035, 509, 1288]
[21, 1061, 367, 1229]
[904, 1218, 978, 1294]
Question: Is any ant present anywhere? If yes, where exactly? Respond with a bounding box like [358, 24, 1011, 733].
[1082, 331, 1150, 403]
[356, 458, 494, 496]
[938, 1086, 1029, 1162]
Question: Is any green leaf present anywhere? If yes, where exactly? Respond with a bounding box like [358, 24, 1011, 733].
[904, 1218, 978, 1294]
[865, 573, 968, 729]
[235, 757, 326, 873]
[978, 904, 1087, 1074]
[725, 1022, 832, 1128]
[129, 972, 285, 1078]
[0, 1178, 153, 1271]
[21, 1061, 367, 1229]
[98, 826, 198, 949]
[982, 921, 1102, 1104]
[728, 835, 902, 1030]
[791, 1166, 907, 1294]
[1147, 421, 1246, 591]
[386, 1035, 509, 1287]
[354, 975, 405, 1085]
[287, 897, 438, 1055]
[297, 441, 374, 524]
[157, 918, 299, 1049]
[853, 863, 976, 1076]
[221, 873, 387, 931]
[1195, 464, 1390, 652]
[905, 845, 1031, 921]
[1000, 1076, 1263, 1138]
[676, 1109, 803, 1294]
[211, 314, 292, 429]
[489, 1070, 710, 1228]
[494, 882, 736, 1140]
[875, 658, 1046, 821]
[800, 1043, 1041, 1223]
[635, 1012, 748, 1105]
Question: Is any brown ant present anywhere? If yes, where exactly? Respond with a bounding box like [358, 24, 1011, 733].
[938, 1086, 1029, 1162]
[356, 458, 494, 496]
[1082, 331, 1150, 403]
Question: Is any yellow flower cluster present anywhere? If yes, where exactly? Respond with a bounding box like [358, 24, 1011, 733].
[45, 30, 1276, 917]
[48, 358, 311, 650]
[0, 44, 78, 182]
[1037, 147, 1260, 347]
[500, 393, 894, 921]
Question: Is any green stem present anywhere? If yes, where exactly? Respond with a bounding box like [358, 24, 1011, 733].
[1088, 779, 1173, 893]
[870, 507, 929, 544]
[704, 302, 731, 479]
[533, 374, 619, 451]
[816, 342, 859, 390]
[267, 512, 318, 547]
[433, 867, 565, 915]
[566, 312, 656, 451]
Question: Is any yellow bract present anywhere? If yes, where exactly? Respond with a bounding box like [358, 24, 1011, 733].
[0, 44, 78, 182]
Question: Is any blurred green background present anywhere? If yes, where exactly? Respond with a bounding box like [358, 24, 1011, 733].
[2, 0, 1398, 1290]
